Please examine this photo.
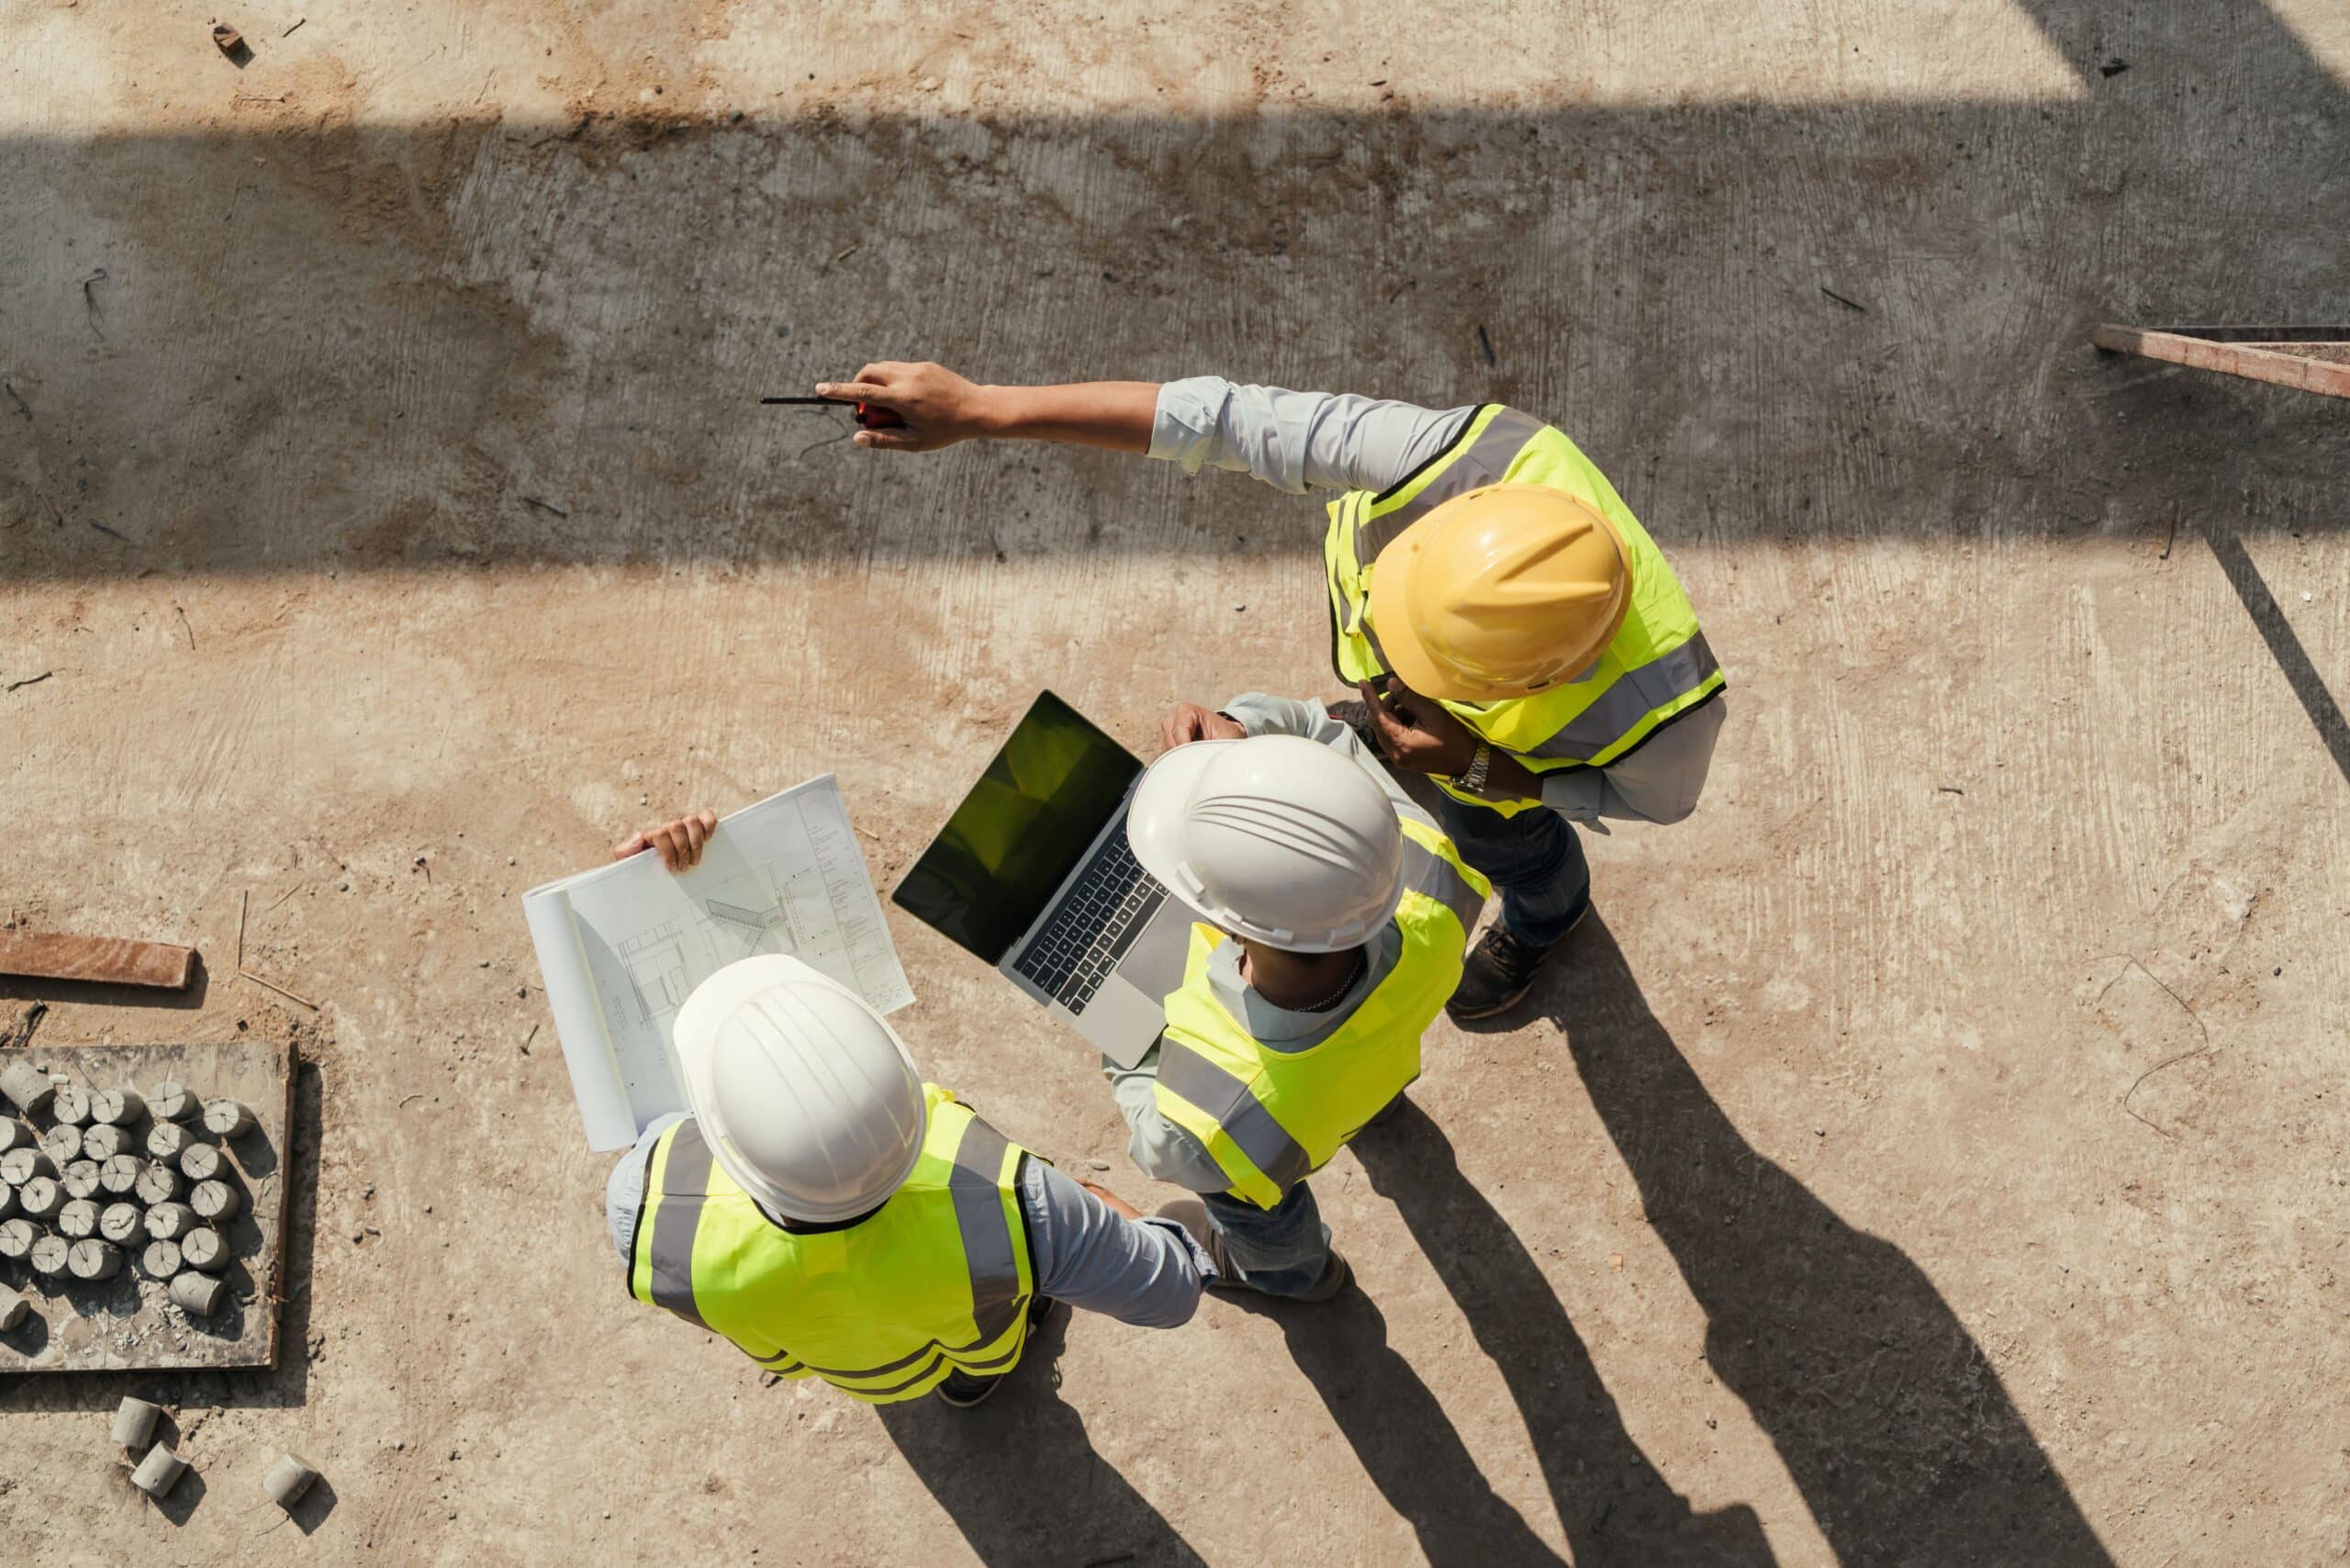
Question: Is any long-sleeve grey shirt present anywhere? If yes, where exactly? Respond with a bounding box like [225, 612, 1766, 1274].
[1105, 691, 1436, 1193]
[1147, 375, 1726, 828]
[606, 1111, 1215, 1332]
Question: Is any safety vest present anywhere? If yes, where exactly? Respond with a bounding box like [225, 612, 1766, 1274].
[1152, 817, 1491, 1208]
[1325, 404, 1726, 817]
[627, 1084, 1035, 1404]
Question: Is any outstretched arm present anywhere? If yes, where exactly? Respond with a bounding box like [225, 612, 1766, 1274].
[811, 363, 1158, 454]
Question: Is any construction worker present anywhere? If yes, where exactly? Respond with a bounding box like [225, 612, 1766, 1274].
[1105, 697, 1489, 1297]
[815, 364, 1726, 1020]
[604, 813, 1217, 1406]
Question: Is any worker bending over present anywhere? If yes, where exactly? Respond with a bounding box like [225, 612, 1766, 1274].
[606, 815, 1215, 1406]
[818, 364, 1726, 1020]
[1110, 697, 1489, 1297]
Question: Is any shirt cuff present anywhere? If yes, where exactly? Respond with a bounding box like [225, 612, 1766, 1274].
[1138, 1215, 1221, 1284]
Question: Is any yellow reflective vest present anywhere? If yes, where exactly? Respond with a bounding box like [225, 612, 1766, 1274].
[626, 1084, 1035, 1404]
[1325, 404, 1726, 817]
[1151, 817, 1491, 1208]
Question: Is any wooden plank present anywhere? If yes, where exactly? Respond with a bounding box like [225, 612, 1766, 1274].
[2092, 324, 2350, 400]
[0, 933, 196, 990]
[0, 1040, 294, 1372]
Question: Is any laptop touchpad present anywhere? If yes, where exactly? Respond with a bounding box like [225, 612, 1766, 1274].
[1121, 904, 1192, 1000]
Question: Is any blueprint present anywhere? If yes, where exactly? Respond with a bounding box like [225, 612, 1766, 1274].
[523, 775, 914, 1149]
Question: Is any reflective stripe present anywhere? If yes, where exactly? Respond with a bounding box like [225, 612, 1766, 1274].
[1528, 631, 1722, 761]
[1356, 407, 1550, 562]
[1400, 837, 1487, 936]
[1157, 1041, 1312, 1193]
[647, 1122, 713, 1331]
[946, 1117, 1024, 1345]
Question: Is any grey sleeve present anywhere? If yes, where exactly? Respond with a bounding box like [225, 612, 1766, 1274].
[1019, 1157, 1215, 1327]
[605, 1112, 689, 1263]
[1537, 695, 1728, 825]
[1102, 1043, 1235, 1195]
[1149, 376, 1475, 497]
[1219, 692, 1419, 818]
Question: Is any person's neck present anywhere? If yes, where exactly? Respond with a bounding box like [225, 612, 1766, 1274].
[1239, 939, 1365, 1011]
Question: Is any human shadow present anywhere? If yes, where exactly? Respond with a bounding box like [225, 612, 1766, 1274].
[1344, 1103, 1777, 1566]
[873, 1303, 1203, 1568]
[1465, 915, 2113, 1567]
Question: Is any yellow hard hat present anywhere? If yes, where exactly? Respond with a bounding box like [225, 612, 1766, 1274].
[1367, 484, 1632, 703]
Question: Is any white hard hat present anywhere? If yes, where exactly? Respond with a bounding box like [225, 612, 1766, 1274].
[671, 956, 926, 1224]
[1126, 734, 1405, 953]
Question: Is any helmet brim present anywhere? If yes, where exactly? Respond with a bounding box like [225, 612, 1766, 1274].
[1125, 740, 1236, 927]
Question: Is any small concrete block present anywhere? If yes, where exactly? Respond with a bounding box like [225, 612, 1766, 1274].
[81, 1123, 129, 1161]
[100, 1202, 144, 1244]
[140, 1239, 183, 1279]
[18, 1176, 63, 1220]
[168, 1271, 225, 1316]
[178, 1142, 223, 1182]
[0, 1217, 36, 1258]
[137, 1161, 185, 1206]
[130, 1443, 187, 1500]
[148, 1081, 201, 1122]
[0, 1059, 55, 1115]
[112, 1395, 162, 1449]
[50, 1087, 90, 1127]
[144, 1202, 196, 1240]
[264, 1453, 319, 1508]
[0, 1119, 29, 1154]
[68, 1238, 122, 1280]
[62, 1159, 104, 1199]
[202, 1099, 255, 1140]
[91, 1088, 146, 1126]
[56, 1197, 100, 1239]
[145, 1120, 193, 1162]
[180, 1226, 229, 1272]
[29, 1232, 70, 1276]
[99, 1153, 142, 1196]
[39, 1123, 84, 1165]
[0, 1286, 28, 1331]
[1, 1146, 57, 1185]
[189, 1179, 240, 1221]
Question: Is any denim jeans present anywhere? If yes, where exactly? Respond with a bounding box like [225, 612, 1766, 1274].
[1432, 792, 1592, 946]
[1203, 1182, 1332, 1297]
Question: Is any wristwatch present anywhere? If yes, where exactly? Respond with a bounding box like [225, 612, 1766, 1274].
[1459, 743, 1493, 795]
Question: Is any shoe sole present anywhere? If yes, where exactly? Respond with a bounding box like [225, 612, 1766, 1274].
[1445, 981, 1536, 1022]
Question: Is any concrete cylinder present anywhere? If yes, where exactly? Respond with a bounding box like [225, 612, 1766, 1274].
[50, 1087, 90, 1127]
[100, 1202, 144, 1244]
[81, 1123, 129, 1162]
[202, 1099, 256, 1140]
[39, 1123, 83, 1166]
[111, 1395, 162, 1449]
[0, 1119, 29, 1154]
[189, 1179, 241, 1221]
[68, 1238, 122, 1280]
[0, 1217, 35, 1258]
[92, 1089, 146, 1126]
[180, 1226, 229, 1272]
[0, 1286, 28, 1331]
[148, 1081, 201, 1122]
[18, 1176, 63, 1221]
[1, 1146, 57, 1185]
[29, 1233, 70, 1276]
[264, 1453, 319, 1508]
[130, 1443, 186, 1499]
[178, 1142, 223, 1182]
[62, 1159, 103, 1200]
[144, 1121, 192, 1162]
[0, 1059, 53, 1116]
[140, 1238, 183, 1279]
[144, 1202, 196, 1241]
[56, 1198, 99, 1239]
[99, 1153, 142, 1196]
[137, 1162, 184, 1206]
[168, 1271, 225, 1316]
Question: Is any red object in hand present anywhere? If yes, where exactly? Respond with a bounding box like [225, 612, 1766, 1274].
[855, 403, 904, 430]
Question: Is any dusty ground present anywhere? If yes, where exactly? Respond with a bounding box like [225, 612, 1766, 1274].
[5, 1, 2349, 1562]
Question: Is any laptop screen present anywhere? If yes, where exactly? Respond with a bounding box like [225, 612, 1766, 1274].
[892, 690, 1144, 965]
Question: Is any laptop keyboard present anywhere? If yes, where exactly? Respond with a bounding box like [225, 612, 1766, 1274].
[1013, 832, 1168, 1014]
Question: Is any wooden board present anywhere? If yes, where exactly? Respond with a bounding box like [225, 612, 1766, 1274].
[2092, 323, 2350, 400]
[0, 933, 196, 990]
[0, 1040, 295, 1372]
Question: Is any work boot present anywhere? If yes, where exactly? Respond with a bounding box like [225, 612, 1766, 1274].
[933, 1369, 1003, 1408]
[1446, 912, 1583, 1022]
[1294, 1248, 1351, 1303]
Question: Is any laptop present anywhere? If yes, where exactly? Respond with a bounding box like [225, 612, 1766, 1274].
[892, 690, 1193, 1067]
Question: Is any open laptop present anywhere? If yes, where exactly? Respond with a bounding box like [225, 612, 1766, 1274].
[892, 690, 1192, 1067]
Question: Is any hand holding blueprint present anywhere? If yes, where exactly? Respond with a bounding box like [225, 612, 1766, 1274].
[523, 776, 914, 1148]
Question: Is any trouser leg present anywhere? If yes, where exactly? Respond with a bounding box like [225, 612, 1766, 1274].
[1432, 792, 1592, 946]
[1202, 1182, 1331, 1299]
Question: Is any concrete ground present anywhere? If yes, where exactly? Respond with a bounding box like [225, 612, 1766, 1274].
[5, 2, 2348, 1562]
